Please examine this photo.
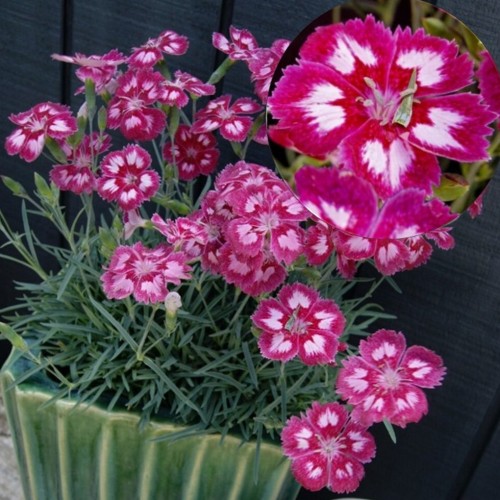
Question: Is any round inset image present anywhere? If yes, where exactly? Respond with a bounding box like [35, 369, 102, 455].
[266, 0, 500, 239]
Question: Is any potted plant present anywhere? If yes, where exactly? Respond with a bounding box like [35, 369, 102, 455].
[0, 1, 498, 498]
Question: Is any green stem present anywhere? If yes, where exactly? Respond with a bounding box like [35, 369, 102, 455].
[207, 57, 235, 85]
[136, 305, 159, 361]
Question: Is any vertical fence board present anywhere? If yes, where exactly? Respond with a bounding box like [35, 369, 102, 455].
[61, 0, 226, 222]
[0, 1, 65, 364]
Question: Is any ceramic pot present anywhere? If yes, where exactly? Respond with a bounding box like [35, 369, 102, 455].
[0, 350, 299, 500]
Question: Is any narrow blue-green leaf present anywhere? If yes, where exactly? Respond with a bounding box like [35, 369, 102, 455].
[0, 322, 28, 351]
[383, 418, 397, 443]
[142, 356, 204, 417]
[89, 297, 138, 350]
[242, 341, 258, 388]
[21, 200, 37, 263]
[56, 264, 77, 300]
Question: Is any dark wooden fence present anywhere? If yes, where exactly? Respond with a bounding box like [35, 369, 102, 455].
[1, 1, 499, 498]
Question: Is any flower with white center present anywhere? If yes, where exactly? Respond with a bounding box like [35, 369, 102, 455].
[97, 144, 159, 210]
[101, 242, 191, 304]
[163, 125, 220, 181]
[160, 70, 215, 108]
[252, 282, 346, 365]
[192, 95, 262, 142]
[50, 132, 111, 195]
[337, 329, 446, 427]
[5, 102, 77, 163]
[212, 26, 259, 62]
[107, 69, 166, 141]
[281, 402, 376, 493]
[129, 30, 189, 67]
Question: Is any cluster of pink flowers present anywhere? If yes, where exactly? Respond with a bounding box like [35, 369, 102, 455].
[153, 161, 308, 297]
[213, 26, 290, 103]
[304, 215, 454, 277]
[277, 327, 445, 492]
[5, 16, 497, 496]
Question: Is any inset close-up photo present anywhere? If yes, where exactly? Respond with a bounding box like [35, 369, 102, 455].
[267, 0, 500, 241]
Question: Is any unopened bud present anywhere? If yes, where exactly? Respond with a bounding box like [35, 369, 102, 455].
[165, 291, 182, 334]
[165, 292, 182, 316]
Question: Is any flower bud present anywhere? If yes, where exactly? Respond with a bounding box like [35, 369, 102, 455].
[165, 291, 182, 334]
[165, 291, 182, 316]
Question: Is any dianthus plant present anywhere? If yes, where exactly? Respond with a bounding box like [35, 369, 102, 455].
[2, 16, 487, 496]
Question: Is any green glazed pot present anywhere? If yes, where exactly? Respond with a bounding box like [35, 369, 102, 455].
[1, 351, 300, 500]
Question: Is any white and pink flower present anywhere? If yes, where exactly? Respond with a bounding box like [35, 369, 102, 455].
[50, 132, 111, 194]
[151, 212, 209, 258]
[101, 242, 191, 304]
[107, 69, 166, 141]
[163, 125, 220, 181]
[247, 39, 290, 103]
[97, 144, 159, 210]
[52, 50, 126, 95]
[5, 102, 77, 163]
[212, 26, 259, 61]
[225, 186, 307, 265]
[129, 30, 189, 67]
[160, 70, 215, 108]
[295, 166, 456, 239]
[252, 283, 346, 365]
[192, 95, 262, 142]
[281, 402, 376, 492]
[303, 221, 336, 266]
[337, 329, 446, 427]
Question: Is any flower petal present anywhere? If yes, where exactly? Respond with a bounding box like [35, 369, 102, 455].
[299, 15, 395, 94]
[295, 166, 378, 236]
[339, 120, 441, 199]
[392, 26, 474, 96]
[408, 93, 496, 162]
[400, 345, 446, 388]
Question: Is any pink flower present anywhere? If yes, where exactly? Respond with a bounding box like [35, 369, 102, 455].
[123, 209, 148, 240]
[268, 15, 496, 200]
[214, 161, 286, 201]
[477, 50, 500, 117]
[281, 402, 376, 493]
[225, 186, 306, 265]
[333, 229, 435, 277]
[295, 166, 456, 239]
[107, 69, 166, 141]
[129, 30, 189, 67]
[5, 102, 77, 162]
[50, 133, 111, 194]
[192, 95, 262, 142]
[52, 50, 126, 95]
[212, 26, 258, 61]
[336, 329, 446, 427]
[217, 244, 287, 297]
[97, 144, 159, 210]
[101, 242, 191, 304]
[160, 70, 215, 108]
[151, 212, 209, 258]
[162, 125, 220, 181]
[247, 39, 290, 102]
[252, 283, 346, 365]
[304, 221, 336, 266]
